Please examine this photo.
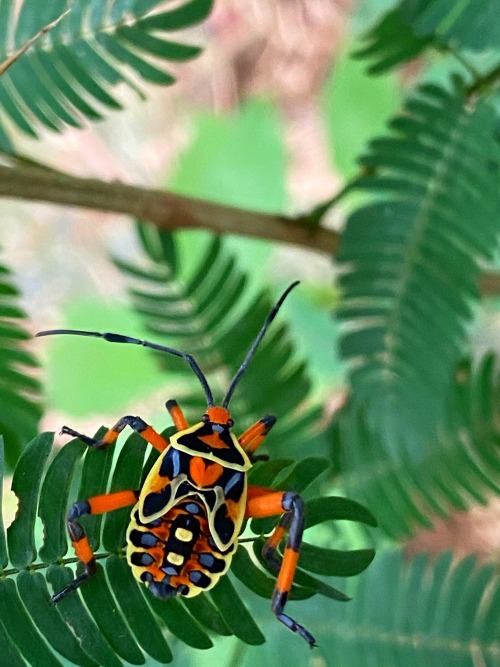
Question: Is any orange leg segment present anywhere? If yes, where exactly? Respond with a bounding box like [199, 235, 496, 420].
[238, 415, 276, 454]
[61, 415, 170, 453]
[245, 485, 316, 647]
[166, 399, 189, 431]
[51, 489, 139, 604]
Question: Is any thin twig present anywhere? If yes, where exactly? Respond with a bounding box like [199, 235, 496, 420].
[0, 9, 71, 76]
[1, 550, 111, 577]
[0, 160, 499, 292]
[0, 163, 341, 254]
[467, 62, 500, 97]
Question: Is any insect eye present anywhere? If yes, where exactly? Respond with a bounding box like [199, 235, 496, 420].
[227, 418, 234, 428]
[201, 413, 210, 423]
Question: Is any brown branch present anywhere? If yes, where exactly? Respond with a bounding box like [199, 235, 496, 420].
[0, 9, 71, 76]
[478, 272, 500, 296]
[1, 162, 499, 293]
[0, 163, 340, 254]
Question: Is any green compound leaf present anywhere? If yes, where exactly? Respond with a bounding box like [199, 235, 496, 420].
[105, 555, 173, 664]
[182, 594, 232, 636]
[7, 432, 53, 569]
[78, 570, 145, 666]
[47, 564, 123, 667]
[0, 577, 63, 667]
[231, 545, 316, 602]
[354, 7, 432, 74]
[16, 571, 96, 667]
[318, 550, 500, 666]
[0, 619, 26, 667]
[38, 438, 86, 562]
[0, 260, 42, 466]
[0, 0, 213, 150]
[147, 596, 213, 650]
[209, 575, 266, 645]
[298, 544, 375, 577]
[354, 0, 500, 74]
[251, 537, 351, 603]
[337, 82, 500, 447]
[336, 354, 500, 538]
[305, 496, 378, 528]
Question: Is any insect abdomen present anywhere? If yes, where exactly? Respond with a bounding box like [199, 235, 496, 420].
[126, 498, 235, 598]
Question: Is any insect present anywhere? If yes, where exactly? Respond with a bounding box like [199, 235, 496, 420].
[37, 280, 316, 647]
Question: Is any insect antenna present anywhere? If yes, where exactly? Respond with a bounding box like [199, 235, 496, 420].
[35, 329, 215, 406]
[222, 280, 300, 408]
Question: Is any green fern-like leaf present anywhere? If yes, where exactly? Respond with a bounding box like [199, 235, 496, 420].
[354, 0, 500, 73]
[0, 0, 212, 151]
[114, 225, 329, 460]
[314, 549, 500, 666]
[353, 7, 432, 75]
[337, 81, 500, 444]
[0, 260, 42, 466]
[0, 430, 375, 663]
[335, 354, 500, 538]
[401, 0, 500, 50]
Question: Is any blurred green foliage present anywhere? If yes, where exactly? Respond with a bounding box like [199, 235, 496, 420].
[322, 46, 401, 179]
[169, 99, 287, 212]
[44, 299, 167, 418]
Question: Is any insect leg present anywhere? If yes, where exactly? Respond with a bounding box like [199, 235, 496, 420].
[238, 415, 276, 454]
[261, 512, 292, 572]
[165, 399, 189, 430]
[245, 487, 316, 647]
[52, 490, 139, 604]
[61, 415, 170, 453]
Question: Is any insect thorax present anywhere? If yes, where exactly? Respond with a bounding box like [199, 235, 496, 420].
[170, 420, 252, 471]
[127, 420, 250, 597]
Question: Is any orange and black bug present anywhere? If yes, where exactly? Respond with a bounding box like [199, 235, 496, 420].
[37, 280, 316, 647]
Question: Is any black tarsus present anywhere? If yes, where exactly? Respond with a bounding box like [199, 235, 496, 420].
[60, 415, 149, 449]
[51, 500, 96, 604]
